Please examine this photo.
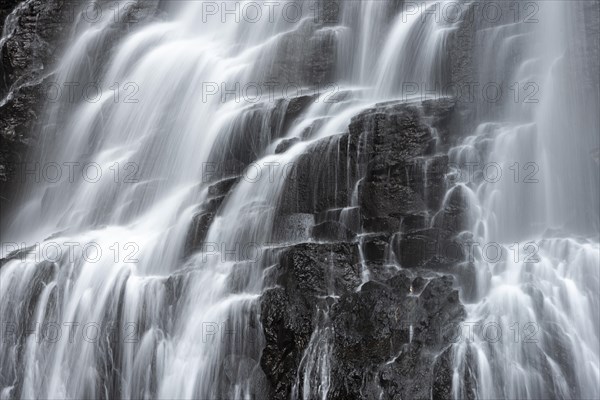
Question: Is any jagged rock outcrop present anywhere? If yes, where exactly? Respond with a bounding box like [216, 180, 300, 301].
[260, 242, 361, 398]
[205, 95, 317, 182]
[260, 247, 466, 400]
[259, 0, 340, 87]
[258, 98, 471, 399]
[1, 0, 74, 206]
[277, 132, 360, 215]
[328, 274, 465, 400]
[277, 98, 462, 225]
[184, 176, 240, 257]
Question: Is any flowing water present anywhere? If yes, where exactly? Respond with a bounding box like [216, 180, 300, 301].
[450, 2, 600, 399]
[0, 1, 598, 399]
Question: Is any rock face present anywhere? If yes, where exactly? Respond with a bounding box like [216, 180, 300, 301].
[329, 275, 465, 400]
[260, 242, 361, 399]
[184, 176, 240, 257]
[181, 97, 471, 399]
[258, 98, 471, 399]
[0, 0, 74, 207]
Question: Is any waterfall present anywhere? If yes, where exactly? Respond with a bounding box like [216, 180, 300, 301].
[450, 1, 600, 399]
[1, 0, 598, 399]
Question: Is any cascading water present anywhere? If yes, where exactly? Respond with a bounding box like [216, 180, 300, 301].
[450, 2, 600, 399]
[0, 0, 598, 399]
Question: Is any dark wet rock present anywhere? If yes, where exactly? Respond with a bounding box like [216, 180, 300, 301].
[184, 177, 241, 257]
[260, 97, 472, 398]
[362, 216, 402, 234]
[183, 212, 214, 257]
[272, 213, 314, 242]
[314, 0, 341, 26]
[207, 96, 316, 181]
[424, 258, 477, 302]
[276, 242, 361, 296]
[259, 233, 466, 399]
[312, 220, 355, 242]
[396, 228, 441, 268]
[445, 0, 476, 89]
[207, 104, 286, 172]
[278, 99, 460, 224]
[417, 275, 464, 342]
[163, 269, 191, 307]
[207, 176, 239, 197]
[350, 103, 436, 173]
[281, 95, 316, 133]
[278, 133, 360, 215]
[330, 278, 411, 360]
[315, 206, 361, 234]
[326, 274, 465, 400]
[204, 195, 227, 214]
[1, 1, 72, 98]
[247, 365, 271, 399]
[349, 100, 457, 233]
[421, 154, 450, 210]
[422, 98, 461, 133]
[432, 346, 455, 399]
[432, 184, 471, 233]
[264, 18, 337, 87]
[361, 180, 428, 220]
[0, 1, 22, 24]
[452, 346, 478, 400]
[362, 234, 390, 263]
[411, 276, 428, 294]
[395, 228, 464, 268]
[0, 0, 75, 207]
[400, 212, 429, 232]
[0, 244, 35, 268]
[260, 287, 313, 399]
[260, 242, 361, 399]
[274, 137, 300, 154]
[302, 28, 337, 85]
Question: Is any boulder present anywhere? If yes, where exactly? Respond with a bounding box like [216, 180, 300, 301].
[311, 220, 355, 242]
[274, 137, 300, 154]
[260, 242, 361, 399]
[326, 274, 465, 400]
[183, 212, 214, 257]
[278, 133, 360, 215]
[432, 184, 472, 233]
